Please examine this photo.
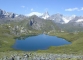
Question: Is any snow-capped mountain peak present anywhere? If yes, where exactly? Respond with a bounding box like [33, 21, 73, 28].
[42, 11, 50, 19]
[62, 15, 76, 23]
[62, 17, 69, 23]
[1, 8, 83, 24]
[76, 19, 83, 22]
[0, 9, 27, 20]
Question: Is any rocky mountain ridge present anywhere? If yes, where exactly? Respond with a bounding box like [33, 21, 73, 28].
[40, 11, 83, 24]
[0, 8, 83, 25]
[41, 11, 50, 19]
[0, 9, 27, 21]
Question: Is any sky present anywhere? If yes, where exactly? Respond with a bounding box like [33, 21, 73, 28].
[0, 0, 83, 16]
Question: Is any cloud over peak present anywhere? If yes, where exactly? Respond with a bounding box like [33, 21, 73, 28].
[25, 12, 43, 17]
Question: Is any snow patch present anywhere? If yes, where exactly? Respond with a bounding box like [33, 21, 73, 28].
[62, 17, 70, 23]
[76, 19, 83, 22]
[42, 15, 49, 19]
[41, 11, 50, 19]
[62, 15, 76, 23]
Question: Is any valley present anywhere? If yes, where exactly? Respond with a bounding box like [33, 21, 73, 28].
[0, 8, 83, 60]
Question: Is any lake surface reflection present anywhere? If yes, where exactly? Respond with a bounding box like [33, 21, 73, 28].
[13, 34, 71, 51]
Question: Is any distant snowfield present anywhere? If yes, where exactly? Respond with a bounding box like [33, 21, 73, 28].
[76, 19, 83, 22]
[42, 15, 49, 19]
[62, 16, 75, 23]
[62, 17, 70, 23]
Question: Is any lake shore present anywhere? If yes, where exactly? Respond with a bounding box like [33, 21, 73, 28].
[38, 32, 83, 54]
[0, 31, 83, 58]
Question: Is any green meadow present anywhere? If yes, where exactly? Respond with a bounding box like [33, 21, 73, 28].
[0, 24, 83, 58]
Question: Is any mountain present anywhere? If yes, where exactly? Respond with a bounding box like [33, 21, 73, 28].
[62, 15, 76, 23]
[41, 11, 50, 19]
[0, 15, 60, 36]
[22, 15, 59, 31]
[1, 8, 83, 32]
[69, 16, 83, 23]
[0, 9, 18, 18]
[48, 13, 76, 24]
[68, 16, 83, 27]
[40, 12, 77, 24]
[0, 9, 60, 33]
[1, 8, 83, 26]
[56, 16, 83, 32]
[48, 13, 64, 24]
[0, 9, 27, 21]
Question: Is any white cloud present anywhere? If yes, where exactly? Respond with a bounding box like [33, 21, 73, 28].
[25, 12, 43, 17]
[31, 8, 34, 11]
[81, 7, 83, 10]
[65, 8, 79, 11]
[21, 6, 25, 8]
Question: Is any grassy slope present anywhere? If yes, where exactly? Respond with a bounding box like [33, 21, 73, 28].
[0, 23, 83, 55]
[0, 25, 15, 52]
[0, 24, 83, 55]
[57, 23, 83, 32]
[0, 20, 83, 55]
[0, 23, 42, 52]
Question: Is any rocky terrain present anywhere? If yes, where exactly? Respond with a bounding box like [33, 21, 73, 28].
[0, 9, 27, 19]
[0, 52, 83, 60]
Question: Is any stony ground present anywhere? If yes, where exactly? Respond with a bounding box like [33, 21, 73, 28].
[0, 52, 83, 60]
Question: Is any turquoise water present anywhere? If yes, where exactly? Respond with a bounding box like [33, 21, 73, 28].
[13, 34, 71, 51]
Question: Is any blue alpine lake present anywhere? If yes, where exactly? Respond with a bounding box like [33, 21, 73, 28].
[13, 34, 71, 51]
